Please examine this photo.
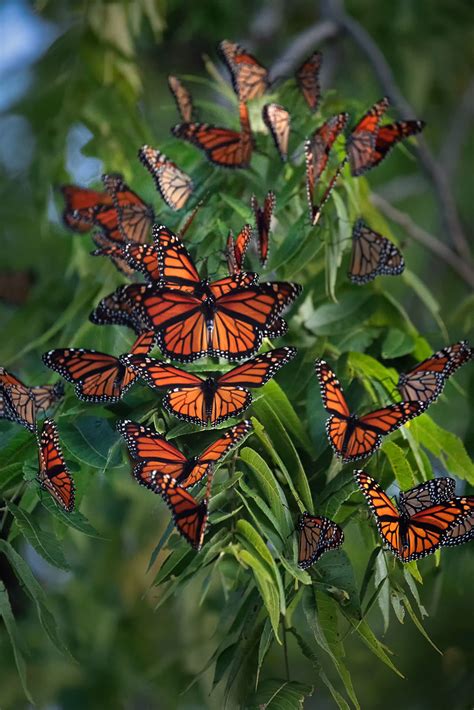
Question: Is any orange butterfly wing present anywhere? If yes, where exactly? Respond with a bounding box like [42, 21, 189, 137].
[295, 51, 322, 112]
[398, 341, 472, 403]
[218, 39, 268, 101]
[226, 224, 253, 275]
[297, 512, 344, 568]
[349, 219, 404, 284]
[371, 120, 425, 169]
[138, 145, 193, 210]
[346, 97, 389, 176]
[262, 103, 290, 161]
[60, 185, 113, 233]
[37, 419, 75, 512]
[251, 191, 275, 267]
[172, 102, 253, 168]
[89, 284, 150, 334]
[102, 173, 154, 243]
[168, 75, 194, 122]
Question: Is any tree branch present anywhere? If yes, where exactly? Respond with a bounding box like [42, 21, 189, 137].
[269, 20, 339, 80]
[322, 0, 473, 266]
[440, 77, 474, 181]
[370, 193, 474, 288]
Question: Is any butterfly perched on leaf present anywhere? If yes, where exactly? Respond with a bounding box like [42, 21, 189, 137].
[37, 419, 75, 512]
[367, 119, 425, 170]
[315, 359, 427, 462]
[226, 224, 253, 276]
[138, 145, 194, 211]
[297, 512, 344, 569]
[42, 331, 155, 403]
[0, 368, 64, 432]
[348, 219, 404, 285]
[117, 419, 251, 488]
[124, 347, 297, 426]
[89, 284, 151, 335]
[251, 191, 275, 267]
[218, 39, 269, 101]
[295, 51, 322, 112]
[397, 340, 472, 404]
[355, 471, 474, 561]
[262, 103, 291, 161]
[168, 75, 195, 122]
[172, 102, 254, 169]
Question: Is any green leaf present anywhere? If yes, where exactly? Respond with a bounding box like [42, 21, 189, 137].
[344, 616, 403, 677]
[7, 502, 70, 571]
[250, 415, 313, 513]
[0, 540, 71, 658]
[257, 618, 274, 686]
[302, 588, 360, 709]
[382, 328, 415, 358]
[40, 497, 103, 538]
[289, 627, 350, 710]
[60, 416, 120, 469]
[0, 581, 33, 703]
[236, 547, 281, 640]
[383, 441, 416, 489]
[247, 679, 313, 709]
[305, 290, 371, 335]
[239, 446, 291, 537]
[410, 415, 474, 483]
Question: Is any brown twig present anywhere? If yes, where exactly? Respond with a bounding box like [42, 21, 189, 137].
[321, 0, 472, 265]
[371, 193, 474, 288]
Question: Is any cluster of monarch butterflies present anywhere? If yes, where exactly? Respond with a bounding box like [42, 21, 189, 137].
[1, 39, 473, 566]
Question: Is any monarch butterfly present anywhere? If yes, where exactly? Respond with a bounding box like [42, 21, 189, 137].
[138, 279, 301, 363]
[168, 75, 195, 122]
[60, 184, 114, 233]
[218, 39, 269, 102]
[42, 331, 155, 403]
[346, 97, 389, 176]
[397, 341, 473, 403]
[101, 173, 155, 244]
[369, 120, 425, 170]
[305, 140, 345, 227]
[348, 219, 404, 285]
[37, 419, 75, 512]
[307, 113, 349, 183]
[152, 224, 257, 298]
[0, 368, 64, 432]
[226, 224, 253, 276]
[172, 102, 254, 168]
[139, 470, 211, 550]
[89, 284, 150, 335]
[315, 359, 427, 462]
[124, 347, 297, 426]
[138, 145, 194, 211]
[295, 51, 322, 112]
[251, 191, 275, 267]
[297, 512, 344, 569]
[354, 471, 473, 561]
[262, 104, 291, 161]
[117, 419, 251, 488]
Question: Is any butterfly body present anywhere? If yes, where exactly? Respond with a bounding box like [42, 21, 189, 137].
[125, 347, 296, 425]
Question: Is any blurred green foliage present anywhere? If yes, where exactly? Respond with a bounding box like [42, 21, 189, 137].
[0, 1, 473, 708]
